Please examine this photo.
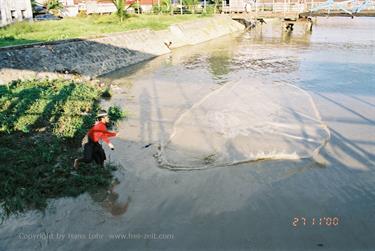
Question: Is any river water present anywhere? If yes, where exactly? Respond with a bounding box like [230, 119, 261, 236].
[1, 17, 375, 250]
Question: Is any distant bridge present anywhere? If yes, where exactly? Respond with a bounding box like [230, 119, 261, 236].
[225, 0, 375, 31]
[222, 0, 375, 18]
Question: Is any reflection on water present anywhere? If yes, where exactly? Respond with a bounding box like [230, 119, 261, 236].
[207, 51, 231, 83]
[90, 179, 130, 217]
[1, 17, 375, 251]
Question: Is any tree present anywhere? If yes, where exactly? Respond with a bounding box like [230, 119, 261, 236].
[44, 0, 63, 16]
[212, 0, 222, 14]
[45, 0, 63, 10]
[183, 0, 199, 14]
[30, 0, 37, 8]
[111, 0, 126, 22]
[152, 0, 171, 14]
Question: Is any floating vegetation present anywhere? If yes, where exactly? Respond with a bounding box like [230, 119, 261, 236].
[108, 105, 126, 125]
[101, 86, 112, 99]
[0, 79, 125, 221]
[203, 154, 216, 164]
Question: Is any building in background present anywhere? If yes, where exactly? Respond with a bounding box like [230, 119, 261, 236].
[0, 0, 33, 27]
[61, 0, 155, 16]
[222, 0, 308, 13]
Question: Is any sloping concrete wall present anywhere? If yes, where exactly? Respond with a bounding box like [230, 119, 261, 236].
[166, 16, 244, 47]
[0, 16, 244, 84]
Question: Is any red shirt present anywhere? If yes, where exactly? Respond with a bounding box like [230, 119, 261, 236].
[87, 121, 116, 144]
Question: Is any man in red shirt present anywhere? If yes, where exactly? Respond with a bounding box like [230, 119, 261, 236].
[74, 110, 117, 169]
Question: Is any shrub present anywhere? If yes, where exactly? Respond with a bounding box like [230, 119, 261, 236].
[0, 79, 125, 221]
[45, 0, 63, 10]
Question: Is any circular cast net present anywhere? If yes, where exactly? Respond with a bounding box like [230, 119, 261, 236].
[157, 79, 330, 170]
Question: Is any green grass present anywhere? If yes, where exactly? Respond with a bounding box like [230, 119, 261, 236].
[0, 79, 125, 221]
[0, 14, 206, 47]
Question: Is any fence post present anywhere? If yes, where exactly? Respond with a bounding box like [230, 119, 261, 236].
[284, 0, 286, 16]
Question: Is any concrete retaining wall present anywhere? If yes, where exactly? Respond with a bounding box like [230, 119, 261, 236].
[0, 16, 244, 84]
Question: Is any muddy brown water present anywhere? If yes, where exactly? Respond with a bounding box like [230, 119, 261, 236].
[1, 17, 374, 250]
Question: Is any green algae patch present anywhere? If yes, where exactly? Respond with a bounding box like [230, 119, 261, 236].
[0, 79, 124, 221]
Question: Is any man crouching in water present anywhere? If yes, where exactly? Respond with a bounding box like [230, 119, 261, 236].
[74, 110, 117, 169]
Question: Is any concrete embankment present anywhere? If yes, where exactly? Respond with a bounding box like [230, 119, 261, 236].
[0, 16, 244, 84]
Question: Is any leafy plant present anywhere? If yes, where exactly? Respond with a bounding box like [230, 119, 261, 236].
[101, 86, 113, 98]
[183, 0, 200, 14]
[107, 105, 126, 131]
[111, 0, 126, 22]
[0, 79, 126, 221]
[45, 0, 63, 10]
[211, 0, 222, 14]
[108, 105, 126, 123]
[30, 0, 38, 9]
[152, 0, 172, 14]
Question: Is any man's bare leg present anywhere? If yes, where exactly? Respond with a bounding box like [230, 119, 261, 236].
[74, 159, 79, 169]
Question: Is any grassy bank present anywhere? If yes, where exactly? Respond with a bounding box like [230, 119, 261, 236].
[0, 14, 205, 47]
[0, 79, 125, 220]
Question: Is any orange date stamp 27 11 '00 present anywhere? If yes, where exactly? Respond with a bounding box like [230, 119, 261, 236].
[292, 217, 340, 227]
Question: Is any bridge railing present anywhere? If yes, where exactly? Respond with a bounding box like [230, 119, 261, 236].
[222, 2, 319, 13]
[222, 0, 375, 13]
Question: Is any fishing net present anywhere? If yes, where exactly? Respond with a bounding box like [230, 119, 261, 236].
[157, 79, 330, 170]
